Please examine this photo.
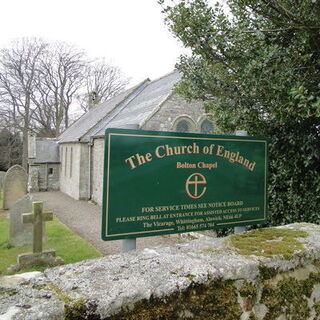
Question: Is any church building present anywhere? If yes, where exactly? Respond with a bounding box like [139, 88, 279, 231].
[29, 71, 215, 205]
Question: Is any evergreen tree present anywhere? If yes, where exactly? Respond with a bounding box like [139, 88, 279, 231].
[161, 0, 320, 225]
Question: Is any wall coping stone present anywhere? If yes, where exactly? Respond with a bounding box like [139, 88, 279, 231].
[1, 223, 320, 319]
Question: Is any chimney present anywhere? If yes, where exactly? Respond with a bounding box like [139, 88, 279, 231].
[28, 132, 36, 165]
[88, 91, 99, 110]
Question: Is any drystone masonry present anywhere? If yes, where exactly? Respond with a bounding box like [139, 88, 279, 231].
[3, 165, 27, 210]
[2, 223, 320, 320]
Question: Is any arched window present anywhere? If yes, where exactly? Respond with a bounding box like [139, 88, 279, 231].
[200, 119, 214, 134]
[176, 120, 190, 133]
[173, 116, 196, 133]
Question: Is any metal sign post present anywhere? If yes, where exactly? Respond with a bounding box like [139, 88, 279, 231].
[114, 124, 138, 253]
[234, 130, 248, 235]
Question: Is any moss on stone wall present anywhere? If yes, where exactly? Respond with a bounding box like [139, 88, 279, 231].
[239, 281, 257, 312]
[261, 271, 320, 320]
[230, 228, 308, 259]
[258, 265, 279, 281]
[47, 284, 100, 320]
[107, 278, 242, 320]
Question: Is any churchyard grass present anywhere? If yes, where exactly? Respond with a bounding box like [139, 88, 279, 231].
[0, 211, 102, 275]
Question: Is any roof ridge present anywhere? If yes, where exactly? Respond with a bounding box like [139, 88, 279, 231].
[149, 69, 178, 84]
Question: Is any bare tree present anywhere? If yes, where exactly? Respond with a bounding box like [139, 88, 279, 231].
[0, 38, 129, 168]
[32, 42, 86, 136]
[0, 38, 47, 169]
[77, 60, 129, 112]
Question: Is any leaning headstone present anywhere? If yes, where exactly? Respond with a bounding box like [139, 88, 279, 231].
[9, 194, 33, 247]
[3, 165, 27, 210]
[0, 171, 5, 189]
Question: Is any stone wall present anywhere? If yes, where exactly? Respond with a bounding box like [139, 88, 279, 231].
[29, 164, 60, 192]
[59, 143, 89, 200]
[91, 138, 104, 205]
[46, 164, 60, 191]
[2, 223, 320, 319]
[141, 94, 211, 133]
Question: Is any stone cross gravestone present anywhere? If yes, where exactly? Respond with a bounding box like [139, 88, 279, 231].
[3, 165, 27, 210]
[22, 201, 53, 253]
[15, 201, 64, 270]
[9, 194, 33, 247]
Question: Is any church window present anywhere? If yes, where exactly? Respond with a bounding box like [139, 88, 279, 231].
[201, 119, 214, 134]
[176, 120, 190, 133]
[48, 167, 53, 175]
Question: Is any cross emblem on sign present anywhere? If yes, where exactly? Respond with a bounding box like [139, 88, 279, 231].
[22, 201, 53, 253]
[185, 173, 207, 199]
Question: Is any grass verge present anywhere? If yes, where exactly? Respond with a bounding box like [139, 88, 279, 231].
[0, 211, 102, 275]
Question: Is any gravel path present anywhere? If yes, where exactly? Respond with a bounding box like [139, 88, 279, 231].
[33, 191, 183, 255]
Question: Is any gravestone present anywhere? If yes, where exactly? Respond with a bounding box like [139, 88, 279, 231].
[0, 171, 5, 189]
[9, 194, 33, 247]
[3, 165, 27, 210]
[7, 201, 64, 273]
[17, 201, 63, 269]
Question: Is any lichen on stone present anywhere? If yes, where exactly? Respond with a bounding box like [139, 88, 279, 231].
[0, 287, 17, 297]
[229, 228, 308, 259]
[47, 284, 99, 320]
[65, 298, 100, 320]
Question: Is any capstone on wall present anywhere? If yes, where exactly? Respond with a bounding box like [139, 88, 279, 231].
[59, 143, 89, 200]
[2, 224, 320, 320]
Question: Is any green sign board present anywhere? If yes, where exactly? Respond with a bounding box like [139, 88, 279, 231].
[101, 128, 268, 241]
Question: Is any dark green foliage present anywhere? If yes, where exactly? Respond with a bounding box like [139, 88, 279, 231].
[161, 0, 320, 226]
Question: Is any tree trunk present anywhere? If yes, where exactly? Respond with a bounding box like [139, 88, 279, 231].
[22, 127, 28, 171]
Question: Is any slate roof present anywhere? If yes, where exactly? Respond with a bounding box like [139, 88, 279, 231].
[58, 81, 148, 143]
[58, 71, 181, 143]
[93, 71, 181, 137]
[35, 140, 59, 163]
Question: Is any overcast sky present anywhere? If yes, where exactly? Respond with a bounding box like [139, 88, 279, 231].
[0, 0, 188, 86]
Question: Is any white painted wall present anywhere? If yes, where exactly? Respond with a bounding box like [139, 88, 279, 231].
[59, 143, 89, 200]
